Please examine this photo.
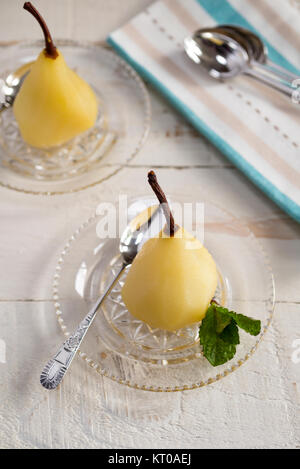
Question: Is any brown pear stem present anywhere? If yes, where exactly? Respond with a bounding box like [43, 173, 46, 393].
[23, 2, 58, 59]
[148, 170, 177, 237]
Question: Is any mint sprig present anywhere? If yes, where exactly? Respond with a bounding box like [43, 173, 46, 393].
[199, 304, 261, 367]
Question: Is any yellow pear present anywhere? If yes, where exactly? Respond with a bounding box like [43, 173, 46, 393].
[121, 172, 218, 331]
[13, 3, 98, 149]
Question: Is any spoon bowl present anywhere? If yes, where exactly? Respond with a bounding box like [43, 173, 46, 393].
[219, 25, 267, 63]
[0, 63, 31, 111]
[184, 31, 249, 79]
[192, 25, 266, 63]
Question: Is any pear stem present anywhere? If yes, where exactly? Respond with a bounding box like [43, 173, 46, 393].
[23, 2, 58, 59]
[148, 170, 177, 237]
[211, 299, 219, 305]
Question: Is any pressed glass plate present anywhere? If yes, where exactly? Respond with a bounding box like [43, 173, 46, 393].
[53, 197, 275, 391]
[0, 40, 151, 195]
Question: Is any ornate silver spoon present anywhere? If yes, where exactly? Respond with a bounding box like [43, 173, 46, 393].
[40, 203, 160, 390]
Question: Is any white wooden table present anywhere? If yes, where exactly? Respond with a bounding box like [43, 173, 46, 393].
[0, 0, 299, 449]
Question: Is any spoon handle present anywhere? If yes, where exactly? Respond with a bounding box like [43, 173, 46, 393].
[40, 263, 126, 390]
[247, 61, 300, 100]
[264, 60, 299, 83]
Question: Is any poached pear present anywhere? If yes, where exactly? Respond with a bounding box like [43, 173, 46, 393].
[121, 171, 218, 331]
[13, 2, 98, 149]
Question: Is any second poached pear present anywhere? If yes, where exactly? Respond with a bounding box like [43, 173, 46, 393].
[13, 49, 98, 148]
[122, 227, 218, 331]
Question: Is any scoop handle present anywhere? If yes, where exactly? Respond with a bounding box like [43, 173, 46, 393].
[247, 61, 300, 101]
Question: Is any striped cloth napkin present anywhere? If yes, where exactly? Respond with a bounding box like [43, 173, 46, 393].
[108, 0, 300, 223]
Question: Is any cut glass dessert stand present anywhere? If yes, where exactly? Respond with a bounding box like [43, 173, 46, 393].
[0, 40, 151, 195]
[53, 196, 275, 392]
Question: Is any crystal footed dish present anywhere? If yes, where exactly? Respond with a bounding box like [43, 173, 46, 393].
[0, 40, 151, 195]
[53, 196, 275, 391]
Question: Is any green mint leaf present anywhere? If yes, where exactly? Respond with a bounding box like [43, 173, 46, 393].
[220, 320, 240, 345]
[215, 308, 232, 334]
[229, 313, 261, 336]
[199, 304, 261, 367]
[212, 304, 261, 337]
[199, 306, 237, 366]
[202, 338, 236, 367]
